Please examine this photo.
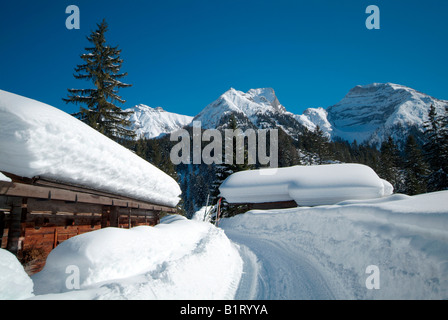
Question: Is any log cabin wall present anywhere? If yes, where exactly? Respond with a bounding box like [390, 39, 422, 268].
[0, 202, 161, 275]
[0, 173, 175, 275]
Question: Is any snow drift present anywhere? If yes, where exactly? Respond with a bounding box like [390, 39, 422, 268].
[0, 90, 181, 207]
[31, 215, 242, 299]
[221, 191, 448, 300]
[0, 249, 34, 300]
[219, 164, 393, 206]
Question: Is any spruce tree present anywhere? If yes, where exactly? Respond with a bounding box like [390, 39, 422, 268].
[310, 125, 330, 164]
[440, 105, 448, 173]
[403, 135, 429, 195]
[379, 136, 402, 190]
[210, 114, 254, 217]
[423, 105, 448, 191]
[135, 135, 150, 159]
[278, 129, 301, 167]
[298, 126, 330, 165]
[210, 114, 238, 203]
[423, 105, 444, 170]
[64, 19, 135, 143]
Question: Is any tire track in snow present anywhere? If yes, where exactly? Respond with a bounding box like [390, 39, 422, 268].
[226, 230, 336, 300]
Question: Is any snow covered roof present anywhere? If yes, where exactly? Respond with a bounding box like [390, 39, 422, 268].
[0, 90, 181, 207]
[219, 164, 393, 206]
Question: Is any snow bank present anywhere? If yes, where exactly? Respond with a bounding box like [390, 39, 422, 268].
[0, 90, 180, 207]
[191, 206, 214, 223]
[31, 215, 242, 300]
[219, 164, 393, 206]
[220, 191, 448, 299]
[0, 249, 34, 299]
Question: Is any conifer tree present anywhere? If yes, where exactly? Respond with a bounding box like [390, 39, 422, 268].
[135, 135, 149, 159]
[379, 136, 402, 190]
[423, 105, 444, 170]
[422, 104, 448, 191]
[210, 115, 238, 203]
[403, 134, 429, 195]
[312, 125, 330, 164]
[439, 105, 448, 173]
[64, 19, 135, 143]
[210, 114, 254, 217]
[278, 129, 301, 167]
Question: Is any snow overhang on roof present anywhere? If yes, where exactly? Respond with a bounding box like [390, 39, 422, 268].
[219, 164, 393, 207]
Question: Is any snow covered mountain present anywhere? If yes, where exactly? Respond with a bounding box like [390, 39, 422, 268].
[126, 83, 447, 148]
[302, 83, 448, 147]
[192, 87, 304, 137]
[192, 83, 448, 148]
[294, 107, 332, 138]
[125, 104, 193, 139]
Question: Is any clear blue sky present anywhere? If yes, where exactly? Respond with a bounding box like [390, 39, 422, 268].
[1, 0, 447, 116]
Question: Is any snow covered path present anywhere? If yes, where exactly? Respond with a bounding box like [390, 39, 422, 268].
[228, 231, 336, 300]
[220, 191, 448, 300]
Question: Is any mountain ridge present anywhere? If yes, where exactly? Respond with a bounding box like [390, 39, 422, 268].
[325, 82, 448, 146]
[125, 104, 194, 139]
[126, 83, 448, 147]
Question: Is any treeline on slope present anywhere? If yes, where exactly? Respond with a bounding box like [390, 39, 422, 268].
[129, 105, 448, 218]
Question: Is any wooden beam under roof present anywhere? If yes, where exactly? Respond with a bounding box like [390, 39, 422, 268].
[0, 172, 176, 214]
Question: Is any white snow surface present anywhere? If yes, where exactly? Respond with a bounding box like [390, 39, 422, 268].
[0, 90, 181, 207]
[31, 215, 243, 300]
[219, 164, 393, 206]
[1, 191, 448, 300]
[0, 249, 34, 300]
[222, 191, 448, 299]
[125, 104, 193, 139]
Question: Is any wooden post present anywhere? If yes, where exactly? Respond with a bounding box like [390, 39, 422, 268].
[101, 206, 110, 228]
[0, 211, 5, 248]
[53, 228, 58, 249]
[6, 198, 23, 256]
[109, 206, 119, 228]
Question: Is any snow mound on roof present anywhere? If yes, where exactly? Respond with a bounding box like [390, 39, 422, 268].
[219, 164, 393, 206]
[0, 249, 34, 299]
[0, 90, 180, 207]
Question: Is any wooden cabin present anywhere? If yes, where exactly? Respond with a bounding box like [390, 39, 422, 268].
[0, 171, 177, 275]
